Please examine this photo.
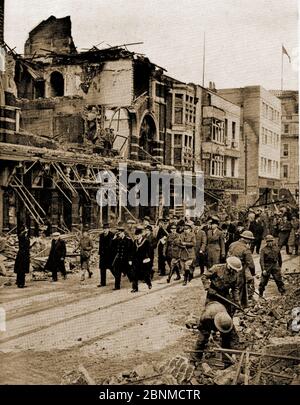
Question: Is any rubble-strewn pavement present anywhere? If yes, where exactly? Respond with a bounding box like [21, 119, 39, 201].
[0, 242, 299, 385]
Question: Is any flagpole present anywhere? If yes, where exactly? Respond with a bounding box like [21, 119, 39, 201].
[202, 32, 205, 87]
[281, 46, 283, 91]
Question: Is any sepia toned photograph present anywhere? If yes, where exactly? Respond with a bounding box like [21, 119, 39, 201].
[0, 0, 299, 393]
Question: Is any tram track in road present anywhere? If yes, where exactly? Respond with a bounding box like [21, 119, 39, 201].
[0, 275, 203, 345]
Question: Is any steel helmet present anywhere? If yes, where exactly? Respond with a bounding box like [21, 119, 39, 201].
[214, 312, 233, 333]
[240, 230, 255, 240]
[265, 234, 275, 242]
[226, 256, 243, 272]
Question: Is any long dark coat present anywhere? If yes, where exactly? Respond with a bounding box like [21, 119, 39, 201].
[99, 231, 114, 269]
[132, 238, 152, 280]
[14, 233, 30, 274]
[45, 238, 66, 272]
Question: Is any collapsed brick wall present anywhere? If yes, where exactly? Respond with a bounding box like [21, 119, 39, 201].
[24, 16, 76, 56]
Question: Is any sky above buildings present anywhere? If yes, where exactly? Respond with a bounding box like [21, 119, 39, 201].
[4, 0, 298, 90]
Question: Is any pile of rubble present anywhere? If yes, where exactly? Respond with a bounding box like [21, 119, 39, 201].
[0, 229, 102, 282]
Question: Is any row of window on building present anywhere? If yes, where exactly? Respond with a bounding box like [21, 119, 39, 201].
[261, 127, 280, 147]
[210, 155, 238, 178]
[260, 157, 280, 177]
[174, 93, 196, 125]
[211, 118, 238, 147]
[262, 101, 280, 123]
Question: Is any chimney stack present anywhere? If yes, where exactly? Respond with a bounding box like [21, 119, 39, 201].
[0, 0, 4, 45]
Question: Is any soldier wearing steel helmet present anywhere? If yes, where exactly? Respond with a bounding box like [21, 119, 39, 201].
[227, 230, 256, 307]
[259, 234, 286, 297]
[201, 256, 242, 316]
[194, 300, 239, 366]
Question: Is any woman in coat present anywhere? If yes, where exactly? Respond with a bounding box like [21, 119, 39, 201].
[14, 225, 30, 288]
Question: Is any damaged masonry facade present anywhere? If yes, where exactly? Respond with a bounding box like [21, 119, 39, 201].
[0, 13, 297, 232]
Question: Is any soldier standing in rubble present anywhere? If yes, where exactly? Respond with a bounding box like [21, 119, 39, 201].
[79, 226, 93, 282]
[206, 216, 225, 268]
[14, 224, 30, 288]
[130, 226, 152, 293]
[45, 232, 67, 282]
[111, 226, 133, 290]
[180, 223, 196, 286]
[166, 224, 181, 283]
[227, 231, 255, 307]
[201, 256, 242, 316]
[98, 223, 114, 287]
[259, 235, 286, 297]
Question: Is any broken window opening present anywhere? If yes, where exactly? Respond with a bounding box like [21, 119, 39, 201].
[49, 71, 64, 97]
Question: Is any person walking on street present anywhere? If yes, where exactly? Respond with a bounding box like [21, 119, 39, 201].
[98, 223, 114, 287]
[278, 215, 292, 254]
[166, 224, 181, 283]
[45, 232, 67, 282]
[195, 224, 207, 274]
[180, 223, 196, 286]
[111, 226, 133, 290]
[206, 216, 225, 268]
[79, 226, 93, 281]
[130, 227, 152, 293]
[249, 214, 264, 254]
[259, 235, 286, 297]
[14, 224, 30, 288]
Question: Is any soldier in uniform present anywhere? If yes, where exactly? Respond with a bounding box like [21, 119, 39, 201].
[79, 226, 93, 281]
[227, 231, 255, 308]
[278, 215, 292, 254]
[130, 226, 152, 293]
[201, 256, 242, 316]
[98, 223, 114, 287]
[206, 216, 225, 268]
[165, 224, 181, 283]
[180, 223, 196, 286]
[194, 301, 239, 366]
[259, 234, 286, 297]
[111, 226, 133, 290]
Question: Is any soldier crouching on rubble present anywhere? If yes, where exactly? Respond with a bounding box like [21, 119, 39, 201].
[194, 301, 239, 367]
[44, 232, 67, 282]
[259, 234, 286, 297]
[201, 256, 242, 316]
[130, 226, 152, 293]
[79, 226, 93, 282]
